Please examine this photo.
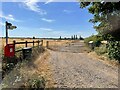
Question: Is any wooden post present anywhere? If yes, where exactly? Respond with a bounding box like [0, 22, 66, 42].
[46, 41, 49, 48]
[13, 40, 16, 54]
[13, 40, 16, 46]
[25, 41, 27, 47]
[41, 40, 43, 46]
[38, 40, 40, 46]
[33, 41, 34, 47]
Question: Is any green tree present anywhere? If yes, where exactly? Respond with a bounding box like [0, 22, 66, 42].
[71, 36, 73, 40]
[79, 1, 120, 34]
[80, 1, 120, 61]
[74, 35, 76, 40]
[76, 35, 78, 39]
[33, 36, 35, 39]
[59, 36, 62, 40]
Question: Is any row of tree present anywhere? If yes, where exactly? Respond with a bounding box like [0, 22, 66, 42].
[59, 35, 84, 40]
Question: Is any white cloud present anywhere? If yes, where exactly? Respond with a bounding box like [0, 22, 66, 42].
[40, 28, 53, 32]
[39, 27, 68, 37]
[23, 0, 47, 15]
[0, 14, 15, 21]
[0, 12, 21, 22]
[44, 0, 54, 4]
[63, 9, 73, 13]
[41, 18, 55, 23]
[39, 27, 66, 35]
[0, 22, 4, 27]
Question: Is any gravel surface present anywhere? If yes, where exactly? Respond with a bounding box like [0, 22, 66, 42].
[46, 41, 118, 88]
[49, 41, 90, 53]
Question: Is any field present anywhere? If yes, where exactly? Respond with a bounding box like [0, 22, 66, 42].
[1, 40, 118, 88]
[1, 38, 73, 55]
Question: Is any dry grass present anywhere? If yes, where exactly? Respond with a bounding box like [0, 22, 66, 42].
[33, 50, 55, 88]
[1, 49, 55, 88]
[1, 38, 42, 49]
[1, 38, 73, 88]
[46, 40, 73, 48]
[1, 38, 73, 51]
[88, 51, 119, 67]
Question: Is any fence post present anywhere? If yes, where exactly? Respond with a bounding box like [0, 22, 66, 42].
[41, 40, 43, 46]
[13, 40, 16, 54]
[46, 41, 49, 48]
[13, 40, 16, 46]
[33, 41, 34, 47]
[38, 40, 40, 46]
[25, 41, 27, 47]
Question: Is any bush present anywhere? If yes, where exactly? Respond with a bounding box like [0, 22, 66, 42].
[107, 41, 120, 61]
[101, 34, 120, 61]
[84, 35, 103, 47]
[26, 77, 45, 88]
[94, 44, 107, 55]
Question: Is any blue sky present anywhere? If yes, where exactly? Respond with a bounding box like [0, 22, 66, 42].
[1, 1, 97, 38]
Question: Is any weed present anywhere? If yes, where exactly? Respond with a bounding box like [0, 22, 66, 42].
[94, 44, 107, 55]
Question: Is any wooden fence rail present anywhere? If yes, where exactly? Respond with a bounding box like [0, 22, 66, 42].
[13, 40, 43, 52]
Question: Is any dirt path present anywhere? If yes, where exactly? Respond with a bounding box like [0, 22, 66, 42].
[2, 41, 118, 88]
[44, 41, 118, 88]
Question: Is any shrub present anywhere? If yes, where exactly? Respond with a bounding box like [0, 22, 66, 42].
[84, 35, 103, 47]
[101, 34, 120, 61]
[26, 77, 45, 88]
[107, 41, 120, 61]
[94, 44, 107, 55]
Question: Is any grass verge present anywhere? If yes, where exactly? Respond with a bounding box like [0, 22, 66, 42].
[1, 46, 46, 89]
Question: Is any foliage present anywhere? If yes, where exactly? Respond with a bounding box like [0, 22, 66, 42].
[71, 36, 74, 40]
[79, 2, 120, 34]
[59, 36, 62, 40]
[27, 77, 45, 88]
[33, 36, 36, 39]
[84, 35, 103, 47]
[102, 33, 120, 41]
[79, 36, 84, 40]
[107, 41, 120, 61]
[101, 34, 120, 61]
[80, 2, 120, 61]
[94, 44, 107, 55]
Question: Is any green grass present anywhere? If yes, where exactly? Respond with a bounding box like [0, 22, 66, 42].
[94, 44, 107, 55]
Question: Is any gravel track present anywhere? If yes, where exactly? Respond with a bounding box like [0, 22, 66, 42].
[46, 41, 118, 88]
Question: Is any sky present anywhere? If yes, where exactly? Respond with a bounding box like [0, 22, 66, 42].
[0, 1, 98, 38]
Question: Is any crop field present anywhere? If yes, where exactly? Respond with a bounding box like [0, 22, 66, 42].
[1, 38, 73, 54]
[1, 38, 41, 48]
